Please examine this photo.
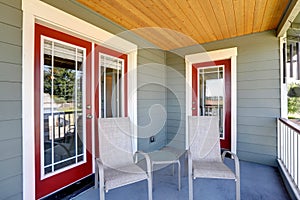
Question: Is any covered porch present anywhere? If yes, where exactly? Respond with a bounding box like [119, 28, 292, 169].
[1, 0, 299, 199]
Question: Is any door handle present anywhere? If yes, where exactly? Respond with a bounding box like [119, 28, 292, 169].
[192, 108, 196, 110]
[87, 114, 93, 119]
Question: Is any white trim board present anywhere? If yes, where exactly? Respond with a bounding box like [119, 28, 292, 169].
[185, 47, 237, 154]
[22, 0, 138, 199]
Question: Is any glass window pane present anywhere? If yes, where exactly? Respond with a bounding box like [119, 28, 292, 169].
[41, 38, 86, 175]
[199, 66, 225, 139]
[100, 54, 123, 118]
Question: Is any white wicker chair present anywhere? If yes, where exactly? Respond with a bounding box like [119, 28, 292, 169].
[188, 116, 240, 200]
[95, 117, 152, 200]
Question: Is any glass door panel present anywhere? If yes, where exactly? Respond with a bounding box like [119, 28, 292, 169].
[42, 37, 86, 176]
[198, 66, 225, 139]
[100, 54, 124, 118]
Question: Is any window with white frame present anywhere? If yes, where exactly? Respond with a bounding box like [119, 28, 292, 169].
[198, 66, 225, 139]
[99, 53, 124, 118]
[41, 36, 86, 177]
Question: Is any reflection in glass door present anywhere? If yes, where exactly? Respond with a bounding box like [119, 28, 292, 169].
[41, 37, 86, 177]
[100, 53, 124, 118]
[198, 66, 225, 139]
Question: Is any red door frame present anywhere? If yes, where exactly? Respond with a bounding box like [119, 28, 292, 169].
[192, 59, 231, 150]
[94, 44, 128, 158]
[34, 24, 93, 199]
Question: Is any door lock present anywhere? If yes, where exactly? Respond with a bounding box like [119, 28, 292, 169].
[87, 114, 93, 119]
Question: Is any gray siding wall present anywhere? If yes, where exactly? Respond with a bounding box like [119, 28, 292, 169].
[165, 52, 186, 151]
[0, 0, 23, 199]
[137, 49, 167, 152]
[173, 31, 280, 166]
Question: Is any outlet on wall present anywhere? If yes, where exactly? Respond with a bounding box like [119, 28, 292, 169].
[149, 136, 155, 143]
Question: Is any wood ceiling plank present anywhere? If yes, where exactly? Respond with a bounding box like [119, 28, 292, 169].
[113, 0, 186, 49]
[147, 0, 195, 41]
[252, 0, 268, 32]
[160, 0, 207, 43]
[190, 0, 218, 42]
[197, 0, 224, 40]
[233, 0, 245, 36]
[260, 0, 278, 31]
[147, 0, 199, 46]
[244, 0, 256, 34]
[81, 0, 180, 49]
[78, 0, 143, 29]
[76, 0, 290, 50]
[140, 0, 199, 47]
[133, 28, 174, 49]
[142, 0, 179, 29]
[111, 0, 158, 27]
[212, 0, 231, 39]
[271, 0, 289, 29]
[175, 0, 207, 43]
[222, 0, 237, 37]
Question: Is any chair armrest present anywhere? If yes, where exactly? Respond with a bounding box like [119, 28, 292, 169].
[96, 158, 106, 192]
[96, 158, 104, 180]
[222, 151, 240, 179]
[135, 151, 152, 176]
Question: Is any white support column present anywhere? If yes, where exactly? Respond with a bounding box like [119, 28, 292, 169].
[22, 9, 36, 200]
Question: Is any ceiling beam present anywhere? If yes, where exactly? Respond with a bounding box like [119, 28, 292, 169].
[277, 0, 300, 37]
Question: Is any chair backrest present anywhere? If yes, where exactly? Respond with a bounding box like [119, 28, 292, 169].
[98, 117, 134, 168]
[188, 116, 222, 162]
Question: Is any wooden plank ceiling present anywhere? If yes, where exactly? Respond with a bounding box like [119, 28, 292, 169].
[77, 0, 289, 50]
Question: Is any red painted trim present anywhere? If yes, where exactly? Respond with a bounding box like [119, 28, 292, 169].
[192, 59, 231, 150]
[34, 24, 93, 199]
[94, 45, 128, 158]
[192, 65, 198, 116]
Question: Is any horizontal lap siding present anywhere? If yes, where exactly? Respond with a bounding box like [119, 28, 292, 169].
[166, 52, 186, 150]
[172, 31, 280, 166]
[204, 31, 280, 166]
[137, 49, 167, 152]
[0, 1, 22, 199]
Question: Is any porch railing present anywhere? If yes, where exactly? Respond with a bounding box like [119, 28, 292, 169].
[44, 111, 80, 142]
[277, 118, 300, 198]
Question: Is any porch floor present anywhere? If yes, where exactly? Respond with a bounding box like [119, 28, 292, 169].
[72, 158, 290, 200]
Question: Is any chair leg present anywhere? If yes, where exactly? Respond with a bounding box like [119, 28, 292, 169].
[95, 162, 98, 188]
[188, 173, 193, 200]
[172, 163, 175, 176]
[148, 176, 153, 200]
[236, 177, 240, 200]
[151, 163, 154, 192]
[188, 151, 193, 200]
[184, 152, 188, 177]
[99, 178, 105, 200]
[177, 160, 181, 191]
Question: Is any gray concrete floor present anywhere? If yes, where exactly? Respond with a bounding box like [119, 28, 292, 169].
[73, 158, 290, 200]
